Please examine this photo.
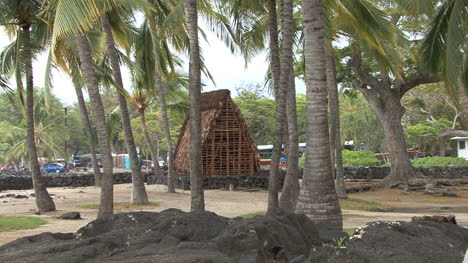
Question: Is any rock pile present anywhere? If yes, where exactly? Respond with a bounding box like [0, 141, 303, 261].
[0, 209, 467, 263]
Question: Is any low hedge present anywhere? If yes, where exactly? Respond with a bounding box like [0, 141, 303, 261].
[411, 156, 468, 167]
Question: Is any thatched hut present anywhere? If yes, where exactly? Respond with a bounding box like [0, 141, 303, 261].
[173, 89, 260, 176]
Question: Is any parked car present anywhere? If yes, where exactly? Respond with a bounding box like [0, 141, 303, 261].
[42, 163, 66, 173]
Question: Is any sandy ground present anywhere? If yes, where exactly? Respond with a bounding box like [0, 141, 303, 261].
[1, 183, 468, 245]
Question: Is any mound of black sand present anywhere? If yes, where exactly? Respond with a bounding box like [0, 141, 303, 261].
[1, 209, 467, 263]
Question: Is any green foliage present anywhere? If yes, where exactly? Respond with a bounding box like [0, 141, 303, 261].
[234, 84, 276, 145]
[340, 92, 386, 153]
[299, 153, 305, 168]
[411, 156, 468, 167]
[0, 216, 47, 232]
[0, 88, 85, 163]
[342, 150, 381, 167]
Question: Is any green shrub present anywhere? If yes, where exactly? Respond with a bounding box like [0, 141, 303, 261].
[342, 150, 381, 167]
[299, 154, 305, 168]
[411, 156, 468, 167]
[299, 150, 381, 168]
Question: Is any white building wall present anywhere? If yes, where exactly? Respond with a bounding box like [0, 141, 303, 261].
[458, 139, 468, 160]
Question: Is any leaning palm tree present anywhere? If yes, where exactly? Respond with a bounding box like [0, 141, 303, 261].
[75, 34, 115, 219]
[101, 13, 148, 204]
[0, 0, 55, 212]
[295, 0, 343, 231]
[50, 36, 104, 186]
[129, 88, 164, 178]
[185, 0, 204, 212]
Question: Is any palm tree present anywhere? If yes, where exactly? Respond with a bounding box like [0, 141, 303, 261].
[326, 53, 347, 198]
[101, 13, 148, 204]
[0, 0, 55, 212]
[129, 89, 164, 178]
[266, 0, 287, 211]
[295, 0, 343, 231]
[73, 82, 103, 186]
[276, 0, 298, 211]
[76, 34, 114, 219]
[419, 0, 467, 128]
[185, 0, 204, 212]
[50, 35, 104, 185]
[156, 75, 176, 193]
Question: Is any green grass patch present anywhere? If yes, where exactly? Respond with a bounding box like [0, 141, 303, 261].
[0, 216, 48, 232]
[344, 228, 355, 236]
[236, 211, 266, 218]
[77, 201, 159, 210]
[340, 197, 384, 211]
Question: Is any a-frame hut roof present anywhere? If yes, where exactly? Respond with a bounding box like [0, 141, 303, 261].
[173, 89, 259, 175]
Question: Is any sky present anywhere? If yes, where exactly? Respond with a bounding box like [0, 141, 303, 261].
[0, 28, 306, 106]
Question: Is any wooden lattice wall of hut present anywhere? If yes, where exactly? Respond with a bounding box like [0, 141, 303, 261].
[173, 89, 260, 176]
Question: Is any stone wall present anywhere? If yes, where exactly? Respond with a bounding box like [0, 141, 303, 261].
[2, 166, 467, 191]
[146, 170, 286, 190]
[0, 172, 151, 191]
[341, 166, 468, 180]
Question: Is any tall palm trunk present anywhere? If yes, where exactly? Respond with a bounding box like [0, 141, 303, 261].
[267, 0, 285, 211]
[279, 69, 300, 211]
[156, 76, 175, 193]
[76, 34, 114, 219]
[326, 54, 347, 198]
[73, 84, 102, 186]
[102, 15, 148, 204]
[185, 0, 204, 211]
[296, 0, 343, 231]
[22, 25, 55, 212]
[140, 111, 163, 176]
[274, 0, 295, 211]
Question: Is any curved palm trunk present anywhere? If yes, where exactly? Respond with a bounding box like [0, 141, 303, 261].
[326, 54, 347, 198]
[156, 76, 175, 193]
[185, 0, 204, 212]
[102, 15, 148, 204]
[73, 84, 102, 186]
[296, 0, 343, 231]
[267, 0, 285, 211]
[22, 26, 55, 212]
[279, 69, 300, 211]
[76, 34, 114, 219]
[140, 111, 163, 177]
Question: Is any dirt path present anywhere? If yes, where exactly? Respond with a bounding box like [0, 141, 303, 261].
[1, 183, 467, 245]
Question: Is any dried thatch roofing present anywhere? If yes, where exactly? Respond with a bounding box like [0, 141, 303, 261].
[173, 89, 259, 176]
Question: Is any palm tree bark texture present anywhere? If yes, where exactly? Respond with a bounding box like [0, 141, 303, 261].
[326, 53, 347, 198]
[73, 83, 102, 186]
[349, 46, 440, 185]
[22, 24, 56, 212]
[102, 14, 149, 204]
[139, 111, 163, 177]
[278, 0, 299, 211]
[156, 75, 176, 193]
[267, 0, 287, 211]
[185, 0, 205, 212]
[76, 34, 114, 219]
[296, 0, 343, 231]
